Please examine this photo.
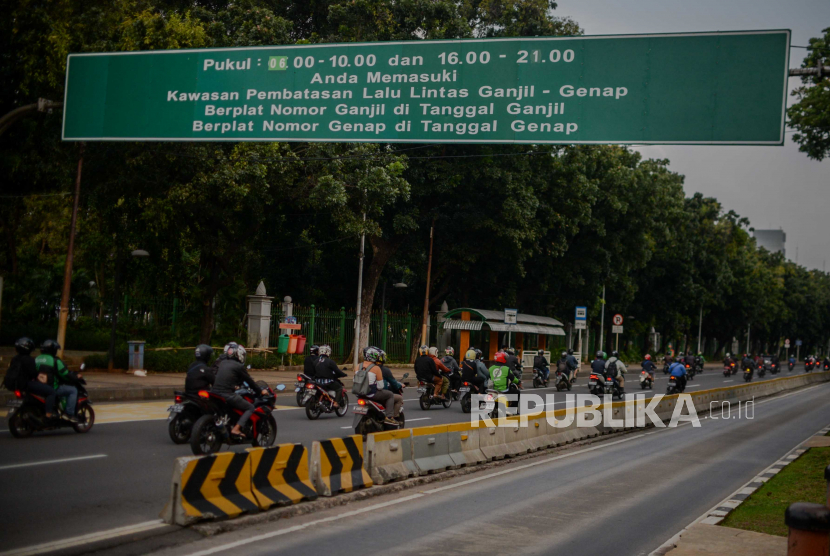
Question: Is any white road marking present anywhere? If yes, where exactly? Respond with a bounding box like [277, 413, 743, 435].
[723, 380, 734, 383]
[0, 454, 107, 471]
[685, 384, 701, 388]
[0, 520, 166, 556]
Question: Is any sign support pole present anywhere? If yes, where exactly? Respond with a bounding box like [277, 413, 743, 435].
[57, 142, 84, 358]
[352, 203, 367, 370]
[599, 285, 606, 351]
[420, 219, 435, 348]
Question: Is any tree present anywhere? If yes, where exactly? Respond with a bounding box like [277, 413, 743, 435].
[788, 27, 830, 161]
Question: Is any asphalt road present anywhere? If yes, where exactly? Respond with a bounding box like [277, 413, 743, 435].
[0, 367, 813, 553]
[148, 377, 830, 556]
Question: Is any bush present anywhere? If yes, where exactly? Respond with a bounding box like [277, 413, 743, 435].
[83, 347, 287, 372]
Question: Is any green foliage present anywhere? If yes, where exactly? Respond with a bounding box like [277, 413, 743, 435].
[787, 27, 830, 160]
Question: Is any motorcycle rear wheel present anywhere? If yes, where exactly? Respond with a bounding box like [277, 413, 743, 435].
[533, 377, 542, 388]
[335, 393, 349, 417]
[296, 391, 305, 407]
[253, 415, 277, 448]
[72, 404, 95, 434]
[461, 393, 472, 414]
[191, 415, 224, 455]
[8, 410, 34, 438]
[419, 394, 431, 410]
[305, 400, 322, 420]
[442, 396, 453, 409]
[168, 413, 192, 444]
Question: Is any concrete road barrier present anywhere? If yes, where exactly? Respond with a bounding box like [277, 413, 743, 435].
[524, 413, 552, 451]
[412, 425, 457, 474]
[248, 444, 317, 509]
[501, 416, 533, 456]
[161, 452, 259, 526]
[311, 435, 373, 496]
[477, 423, 509, 460]
[447, 422, 487, 467]
[364, 429, 417, 484]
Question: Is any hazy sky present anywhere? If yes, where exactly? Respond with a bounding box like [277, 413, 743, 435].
[559, 0, 830, 270]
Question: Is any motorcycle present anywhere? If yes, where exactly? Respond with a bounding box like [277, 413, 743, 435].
[757, 362, 766, 378]
[417, 379, 453, 410]
[588, 372, 605, 396]
[353, 374, 410, 433]
[685, 363, 695, 381]
[302, 380, 349, 420]
[744, 366, 753, 382]
[189, 382, 285, 455]
[639, 370, 654, 389]
[167, 391, 206, 444]
[460, 379, 485, 414]
[770, 360, 779, 374]
[532, 367, 549, 388]
[604, 375, 623, 399]
[665, 375, 684, 395]
[294, 374, 311, 406]
[554, 370, 572, 391]
[722, 364, 732, 378]
[7, 366, 94, 438]
[805, 359, 815, 372]
[763, 358, 774, 374]
[788, 361, 794, 372]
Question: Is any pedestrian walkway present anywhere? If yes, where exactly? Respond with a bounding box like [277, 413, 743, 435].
[664, 523, 784, 555]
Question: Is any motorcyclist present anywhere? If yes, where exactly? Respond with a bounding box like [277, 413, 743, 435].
[668, 359, 687, 392]
[641, 354, 657, 381]
[428, 347, 451, 398]
[378, 350, 404, 418]
[211, 344, 266, 438]
[565, 348, 579, 382]
[788, 353, 796, 370]
[505, 347, 523, 381]
[683, 351, 696, 369]
[591, 351, 607, 377]
[313, 344, 347, 407]
[555, 351, 570, 383]
[185, 344, 215, 394]
[303, 345, 320, 378]
[473, 348, 491, 389]
[605, 350, 626, 395]
[533, 350, 550, 383]
[695, 352, 705, 372]
[36, 340, 80, 422]
[822, 355, 830, 371]
[415, 345, 445, 400]
[359, 346, 396, 425]
[741, 353, 755, 377]
[461, 349, 486, 394]
[723, 352, 734, 368]
[441, 347, 462, 392]
[12, 337, 57, 420]
[489, 351, 521, 411]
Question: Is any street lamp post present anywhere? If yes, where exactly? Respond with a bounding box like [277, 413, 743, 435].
[107, 249, 149, 370]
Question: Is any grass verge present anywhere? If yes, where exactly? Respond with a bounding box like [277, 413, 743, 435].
[720, 446, 830, 536]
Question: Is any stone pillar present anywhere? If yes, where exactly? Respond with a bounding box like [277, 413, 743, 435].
[436, 300, 449, 351]
[246, 281, 274, 349]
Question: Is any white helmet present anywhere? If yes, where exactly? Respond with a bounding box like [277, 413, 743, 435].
[428, 346, 438, 357]
[229, 344, 246, 364]
[319, 344, 332, 357]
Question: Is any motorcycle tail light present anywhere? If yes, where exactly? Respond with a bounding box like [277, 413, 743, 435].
[357, 399, 366, 406]
[175, 395, 183, 403]
[297, 375, 303, 381]
[14, 390, 22, 398]
[590, 375, 597, 380]
[306, 383, 315, 389]
[463, 382, 469, 386]
[198, 390, 210, 399]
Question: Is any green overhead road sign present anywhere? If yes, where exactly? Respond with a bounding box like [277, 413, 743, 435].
[62, 30, 790, 145]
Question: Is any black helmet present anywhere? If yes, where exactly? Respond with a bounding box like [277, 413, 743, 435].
[473, 348, 483, 360]
[194, 344, 213, 362]
[611, 350, 619, 358]
[15, 337, 35, 355]
[596, 351, 603, 359]
[310, 345, 320, 355]
[41, 339, 60, 356]
[567, 348, 574, 356]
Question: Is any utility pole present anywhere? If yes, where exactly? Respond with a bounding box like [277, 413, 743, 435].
[57, 143, 85, 358]
[599, 284, 606, 351]
[352, 203, 367, 370]
[420, 219, 436, 347]
[697, 305, 703, 354]
[746, 324, 751, 354]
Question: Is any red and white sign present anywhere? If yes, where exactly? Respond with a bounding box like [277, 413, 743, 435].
[612, 314, 623, 326]
[784, 338, 790, 348]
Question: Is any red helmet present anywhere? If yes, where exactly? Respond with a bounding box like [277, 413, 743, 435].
[645, 354, 651, 360]
[494, 352, 507, 364]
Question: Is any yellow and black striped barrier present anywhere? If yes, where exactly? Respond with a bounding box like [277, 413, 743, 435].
[311, 435, 373, 496]
[249, 444, 318, 509]
[162, 452, 260, 525]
